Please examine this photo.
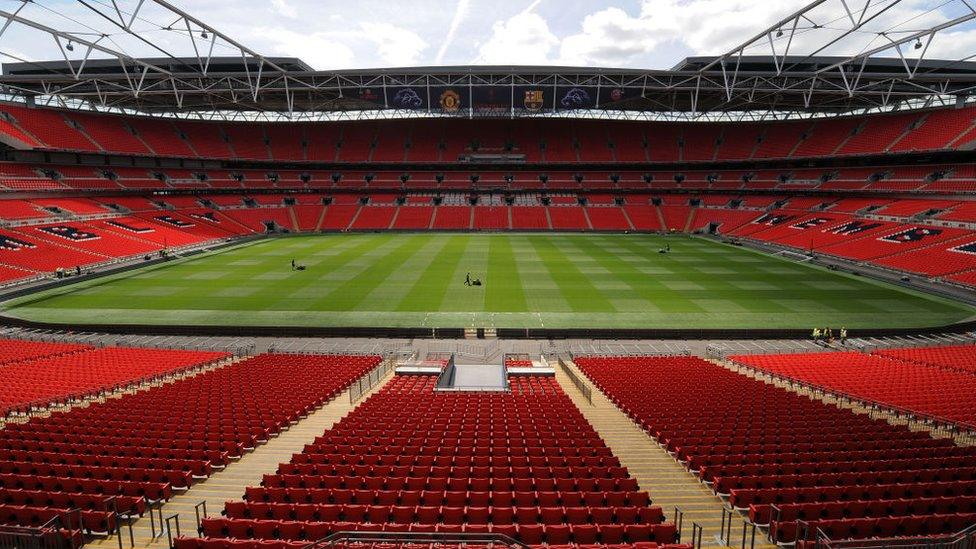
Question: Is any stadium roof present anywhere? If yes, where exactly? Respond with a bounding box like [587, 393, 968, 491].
[0, 0, 975, 121]
[3, 56, 976, 119]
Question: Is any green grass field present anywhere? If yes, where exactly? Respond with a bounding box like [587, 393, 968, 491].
[2, 233, 972, 330]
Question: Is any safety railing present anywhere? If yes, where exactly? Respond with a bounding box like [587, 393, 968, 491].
[0, 524, 69, 549]
[798, 521, 976, 549]
[557, 357, 592, 404]
[0, 509, 83, 549]
[300, 531, 529, 548]
[164, 514, 182, 549]
[146, 504, 167, 542]
[668, 506, 703, 549]
[108, 496, 134, 549]
[349, 357, 395, 404]
[719, 505, 760, 549]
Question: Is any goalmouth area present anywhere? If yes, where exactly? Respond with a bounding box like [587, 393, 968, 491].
[1, 233, 972, 333]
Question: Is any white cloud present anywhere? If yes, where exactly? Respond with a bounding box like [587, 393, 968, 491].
[558, 7, 661, 66]
[4, 0, 976, 71]
[472, 0, 804, 67]
[474, 11, 559, 64]
[270, 0, 298, 19]
[554, 0, 810, 66]
[259, 27, 356, 69]
[361, 23, 429, 66]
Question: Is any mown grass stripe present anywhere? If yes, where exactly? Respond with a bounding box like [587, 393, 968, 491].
[486, 235, 528, 312]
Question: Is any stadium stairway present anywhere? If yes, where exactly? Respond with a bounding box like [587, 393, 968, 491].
[581, 207, 594, 230]
[85, 360, 395, 549]
[619, 207, 636, 231]
[655, 206, 668, 232]
[287, 207, 300, 232]
[313, 207, 328, 232]
[553, 358, 745, 547]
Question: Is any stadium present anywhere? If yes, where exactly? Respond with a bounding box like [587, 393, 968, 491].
[0, 1, 975, 549]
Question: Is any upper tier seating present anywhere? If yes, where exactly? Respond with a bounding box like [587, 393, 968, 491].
[574, 356, 976, 546]
[126, 118, 196, 157]
[731, 352, 976, 429]
[186, 374, 678, 549]
[4, 104, 976, 162]
[67, 113, 150, 155]
[0, 104, 98, 152]
[891, 108, 976, 152]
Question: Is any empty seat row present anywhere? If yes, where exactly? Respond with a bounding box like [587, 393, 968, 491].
[573, 355, 976, 546]
[192, 374, 675, 548]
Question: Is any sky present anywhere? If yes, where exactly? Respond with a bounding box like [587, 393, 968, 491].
[3, 0, 976, 71]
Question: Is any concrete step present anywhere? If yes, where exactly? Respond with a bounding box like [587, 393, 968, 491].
[551, 359, 744, 546]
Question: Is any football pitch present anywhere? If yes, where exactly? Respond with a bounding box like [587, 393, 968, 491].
[3, 233, 973, 330]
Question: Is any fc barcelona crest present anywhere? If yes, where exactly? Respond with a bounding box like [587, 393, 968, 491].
[524, 90, 544, 111]
[439, 90, 461, 112]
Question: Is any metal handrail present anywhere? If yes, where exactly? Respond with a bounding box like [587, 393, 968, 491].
[557, 357, 592, 404]
[0, 509, 82, 549]
[349, 357, 394, 404]
[299, 531, 530, 548]
[816, 522, 976, 549]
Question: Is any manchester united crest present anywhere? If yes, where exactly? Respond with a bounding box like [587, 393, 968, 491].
[524, 90, 544, 111]
[439, 90, 461, 112]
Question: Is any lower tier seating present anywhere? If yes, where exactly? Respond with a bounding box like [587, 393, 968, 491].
[0, 191, 973, 288]
[0, 352, 379, 543]
[0, 346, 228, 415]
[184, 374, 680, 549]
[730, 352, 976, 429]
[873, 344, 976, 374]
[0, 338, 91, 366]
[573, 356, 976, 546]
